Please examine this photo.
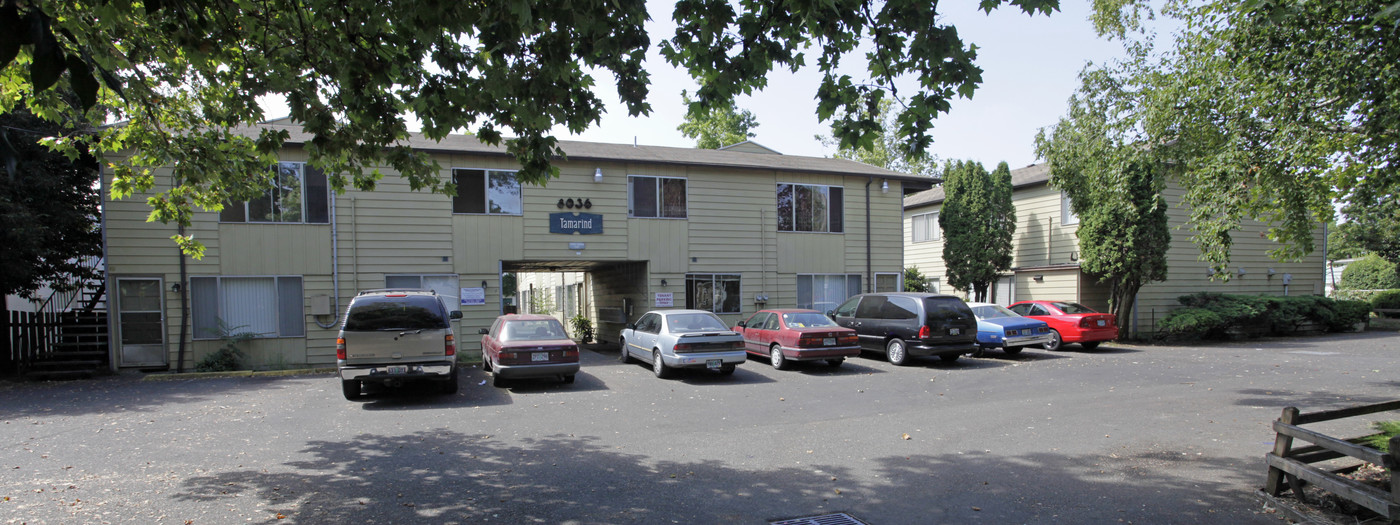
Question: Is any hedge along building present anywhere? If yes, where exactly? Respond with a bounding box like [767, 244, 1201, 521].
[102, 121, 932, 370]
[903, 163, 1326, 338]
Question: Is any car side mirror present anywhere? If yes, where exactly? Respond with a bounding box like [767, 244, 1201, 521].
[736, 321, 746, 328]
[628, 323, 637, 330]
[450, 310, 463, 320]
[477, 328, 488, 335]
[826, 310, 836, 317]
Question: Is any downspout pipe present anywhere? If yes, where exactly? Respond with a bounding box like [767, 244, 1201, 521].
[315, 192, 340, 329]
[865, 178, 873, 293]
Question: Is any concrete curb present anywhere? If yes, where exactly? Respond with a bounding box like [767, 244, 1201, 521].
[141, 368, 337, 381]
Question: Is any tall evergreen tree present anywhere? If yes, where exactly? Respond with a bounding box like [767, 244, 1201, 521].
[939, 160, 1016, 301]
[0, 108, 103, 305]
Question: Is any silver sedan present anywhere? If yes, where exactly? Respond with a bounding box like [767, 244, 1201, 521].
[618, 309, 746, 378]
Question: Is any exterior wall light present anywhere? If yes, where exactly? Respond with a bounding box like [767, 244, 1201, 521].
[881, 179, 889, 193]
[1032, 274, 1044, 282]
[594, 168, 603, 183]
[481, 280, 488, 288]
[660, 279, 667, 287]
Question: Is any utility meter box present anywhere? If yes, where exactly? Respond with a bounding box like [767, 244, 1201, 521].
[310, 294, 333, 316]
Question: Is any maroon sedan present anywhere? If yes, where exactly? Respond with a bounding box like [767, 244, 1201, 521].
[733, 309, 860, 369]
[479, 314, 580, 387]
[1006, 300, 1117, 351]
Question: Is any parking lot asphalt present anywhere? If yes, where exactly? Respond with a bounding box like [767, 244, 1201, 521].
[3, 331, 1398, 524]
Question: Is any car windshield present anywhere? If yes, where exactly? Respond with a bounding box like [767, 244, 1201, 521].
[501, 319, 569, 341]
[971, 305, 1019, 319]
[667, 313, 730, 333]
[1053, 302, 1097, 314]
[344, 296, 447, 331]
[782, 312, 838, 328]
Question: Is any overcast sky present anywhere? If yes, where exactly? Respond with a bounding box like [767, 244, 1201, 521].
[552, 0, 1127, 172]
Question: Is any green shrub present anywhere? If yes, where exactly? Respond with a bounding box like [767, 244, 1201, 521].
[1156, 308, 1227, 341]
[194, 321, 258, 372]
[1177, 292, 1269, 328]
[1374, 290, 1400, 311]
[1339, 254, 1400, 290]
[1330, 300, 1373, 331]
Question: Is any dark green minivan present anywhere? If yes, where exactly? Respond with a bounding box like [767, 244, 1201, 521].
[829, 293, 978, 365]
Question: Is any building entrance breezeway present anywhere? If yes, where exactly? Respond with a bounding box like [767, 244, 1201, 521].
[503, 260, 648, 345]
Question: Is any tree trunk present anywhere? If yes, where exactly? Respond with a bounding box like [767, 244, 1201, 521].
[1108, 280, 1140, 340]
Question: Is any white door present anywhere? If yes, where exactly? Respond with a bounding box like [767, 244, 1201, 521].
[115, 278, 167, 367]
[993, 276, 1014, 306]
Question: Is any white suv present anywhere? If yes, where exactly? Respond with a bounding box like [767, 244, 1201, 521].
[337, 289, 462, 400]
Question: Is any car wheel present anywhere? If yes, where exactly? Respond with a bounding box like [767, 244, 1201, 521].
[826, 358, 844, 367]
[341, 379, 362, 400]
[769, 344, 789, 370]
[719, 364, 736, 376]
[886, 338, 908, 366]
[1004, 346, 1023, 355]
[1044, 330, 1063, 351]
[492, 372, 507, 388]
[1081, 341, 1101, 351]
[441, 368, 459, 395]
[618, 338, 633, 363]
[652, 350, 672, 379]
[563, 374, 576, 384]
[939, 353, 961, 363]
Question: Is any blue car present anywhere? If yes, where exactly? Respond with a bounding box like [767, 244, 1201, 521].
[967, 302, 1053, 356]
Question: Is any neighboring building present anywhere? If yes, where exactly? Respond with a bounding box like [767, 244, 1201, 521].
[903, 163, 1326, 338]
[101, 122, 931, 370]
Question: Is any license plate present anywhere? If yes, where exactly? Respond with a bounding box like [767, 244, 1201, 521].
[950, 328, 960, 335]
[706, 359, 722, 370]
[1096, 320, 1106, 327]
[823, 337, 836, 346]
[388, 366, 407, 374]
[531, 352, 548, 362]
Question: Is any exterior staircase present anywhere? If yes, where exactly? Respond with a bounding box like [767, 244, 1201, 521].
[22, 278, 110, 381]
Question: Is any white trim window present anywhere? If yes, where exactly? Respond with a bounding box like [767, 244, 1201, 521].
[629, 175, 687, 218]
[911, 211, 939, 242]
[385, 275, 461, 311]
[220, 162, 330, 224]
[453, 169, 522, 215]
[685, 274, 740, 313]
[190, 276, 304, 339]
[875, 272, 901, 293]
[796, 274, 861, 312]
[1061, 192, 1079, 226]
[928, 278, 941, 294]
[777, 183, 844, 233]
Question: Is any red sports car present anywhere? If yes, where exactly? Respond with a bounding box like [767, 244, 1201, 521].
[1006, 300, 1117, 351]
[733, 309, 860, 369]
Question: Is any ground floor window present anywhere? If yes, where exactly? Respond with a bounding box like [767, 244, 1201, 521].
[686, 274, 741, 313]
[797, 274, 861, 312]
[190, 276, 304, 339]
[386, 274, 460, 310]
[875, 272, 901, 293]
[928, 278, 941, 294]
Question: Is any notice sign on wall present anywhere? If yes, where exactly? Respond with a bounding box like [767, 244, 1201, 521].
[461, 287, 486, 306]
[654, 292, 673, 308]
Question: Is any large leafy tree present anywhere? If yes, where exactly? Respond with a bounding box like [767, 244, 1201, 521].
[1070, 0, 1400, 271]
[939, 160, 1015, 301]
[0, 107, 103, 306]
[676, 91, 758, 149]
[0, 0, 1056, 254]
[817, 98, 937, 176]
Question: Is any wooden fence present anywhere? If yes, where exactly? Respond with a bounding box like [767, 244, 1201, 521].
[1264, 401, 1400, 521]
[2, 310, 63, 376]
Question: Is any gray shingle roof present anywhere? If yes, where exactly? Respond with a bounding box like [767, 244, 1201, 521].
[903, 163, 1051, 210]
[245, 123, 935, 182]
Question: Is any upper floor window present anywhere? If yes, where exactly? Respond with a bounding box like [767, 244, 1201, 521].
[911, 211, 939, 242]
[454, 169, 521, 215]
[1061, 192, 1079, 226]
[777, 183, 843, 233]
[629, 175, 687, 218]
[220, 162, 329, 224]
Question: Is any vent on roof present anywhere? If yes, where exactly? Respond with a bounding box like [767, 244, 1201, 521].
[770, 512, 869, 525]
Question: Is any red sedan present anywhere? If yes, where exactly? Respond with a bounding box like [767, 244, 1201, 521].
[478, 314, 580, 387]
[733, 309, 859, 369]
[1006, 301, 1117, 351]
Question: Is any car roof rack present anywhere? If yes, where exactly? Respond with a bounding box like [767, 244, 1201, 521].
[356, 288, 435, 296]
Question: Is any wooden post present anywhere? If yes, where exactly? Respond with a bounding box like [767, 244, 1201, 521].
[1390, 435, 1400, 519]
[1266, 406, 1301, 496]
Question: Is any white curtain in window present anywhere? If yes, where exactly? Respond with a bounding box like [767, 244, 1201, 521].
[221, 278, 277, 337]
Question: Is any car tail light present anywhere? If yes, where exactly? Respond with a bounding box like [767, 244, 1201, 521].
[673, 342, 692, 351]
[918, 325, 932, 339]
[839, 333, 858, 344]
[336, 338, 346, 360]
[444, 334, 455, 356]
[731, 340, 745, 351]
[564, 348, 579, 358]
